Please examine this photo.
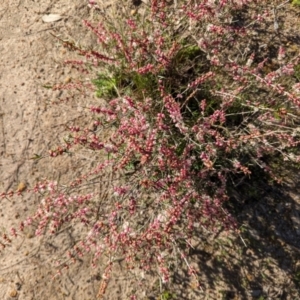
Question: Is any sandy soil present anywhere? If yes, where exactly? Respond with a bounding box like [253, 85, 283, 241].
[0, 1, 109, 299]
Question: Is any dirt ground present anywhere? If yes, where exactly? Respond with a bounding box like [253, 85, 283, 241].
[1, 0, 300, 299]
[0, 1, 112, 299]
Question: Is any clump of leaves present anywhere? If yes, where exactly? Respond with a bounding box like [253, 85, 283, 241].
[93, 73, 117, 98]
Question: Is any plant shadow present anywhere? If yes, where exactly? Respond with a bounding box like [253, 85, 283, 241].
[162, 165, 300, 299]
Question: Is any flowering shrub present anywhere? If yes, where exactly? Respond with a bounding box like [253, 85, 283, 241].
[2, 0, 300, 297]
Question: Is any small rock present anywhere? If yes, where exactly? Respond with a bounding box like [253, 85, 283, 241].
[15, 282, 22, 291]
[9, 289, 18, 298]
[250, 289, 262, 297]
[64, 77, 71, 84]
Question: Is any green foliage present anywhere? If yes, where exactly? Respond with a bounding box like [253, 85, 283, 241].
[172, 45, 203, 67]
[292, 0, 300, 6]
[160, 290, 176, 300]
[93, 73, 117, 98]
[293, 270, 300, 288]
[93, 70, 159, 100]
[294, 64, 300, 81]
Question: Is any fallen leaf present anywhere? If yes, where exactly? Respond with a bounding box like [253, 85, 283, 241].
[42, 14, 63, 23]
[17, 182, 27, 192]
